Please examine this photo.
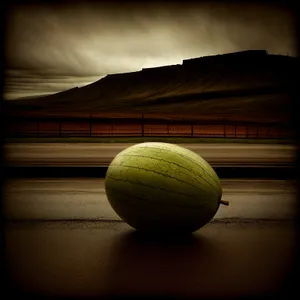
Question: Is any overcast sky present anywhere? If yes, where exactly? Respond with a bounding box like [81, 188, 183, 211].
[3, 1, 297, 100]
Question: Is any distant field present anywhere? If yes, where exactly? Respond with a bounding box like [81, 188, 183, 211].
[5, 137, 295, 144]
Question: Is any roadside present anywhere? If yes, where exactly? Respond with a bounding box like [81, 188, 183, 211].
[4, 143, 295, 168]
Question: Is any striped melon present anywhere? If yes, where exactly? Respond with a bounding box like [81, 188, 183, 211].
[105, 142, 227, 233]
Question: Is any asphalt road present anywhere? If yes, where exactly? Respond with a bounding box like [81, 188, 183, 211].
[4, 143, 295, 167]
[5, 220, 297, 298]
[4, 179, 296, 221]
[4, 178, 298, 298]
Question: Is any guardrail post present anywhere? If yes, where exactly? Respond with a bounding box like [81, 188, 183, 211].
[142, 114, 144, 137]
[89, 114, 92, 137]
[58, 122, 62, 137]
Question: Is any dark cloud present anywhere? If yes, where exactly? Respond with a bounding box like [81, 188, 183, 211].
[4, 1, 297, 99]
[4, 71, 101, 99]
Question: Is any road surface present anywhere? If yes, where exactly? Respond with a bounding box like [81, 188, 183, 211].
[4, 143, 295, 167]
[4, 179, 296, 221]
[5, 220, 297, 298]
[4, 178, 298, 298]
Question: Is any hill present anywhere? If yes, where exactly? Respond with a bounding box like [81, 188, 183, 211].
[5, 50, 297, 123]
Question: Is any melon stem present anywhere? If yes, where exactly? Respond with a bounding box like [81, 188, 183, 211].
[220, 200, 230, 206]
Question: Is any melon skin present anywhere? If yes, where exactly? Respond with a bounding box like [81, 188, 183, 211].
[105, 142, 222, 233]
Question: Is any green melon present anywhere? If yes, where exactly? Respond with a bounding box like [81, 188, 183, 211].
[105, 142, 228, 233]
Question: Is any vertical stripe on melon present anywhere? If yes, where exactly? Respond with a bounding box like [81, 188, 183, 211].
[105, 142, 224, 233]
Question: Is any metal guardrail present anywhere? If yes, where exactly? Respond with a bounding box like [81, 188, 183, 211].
[6, 132, 292, 139]
[5, 116, 293, 139]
